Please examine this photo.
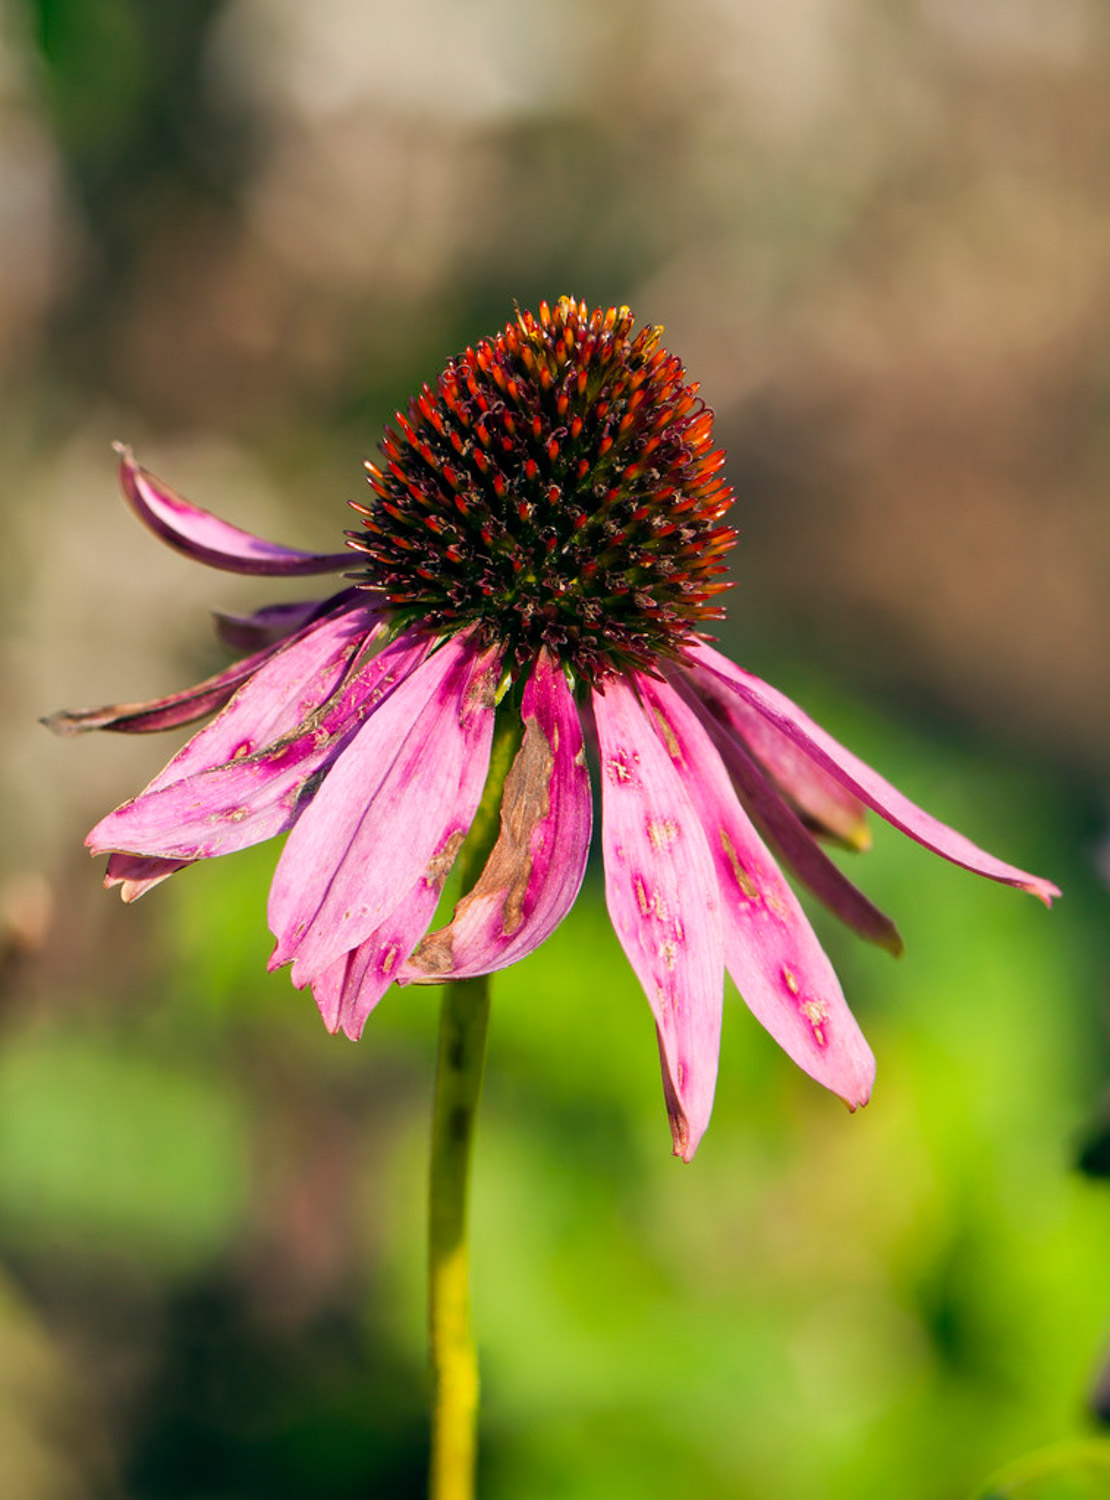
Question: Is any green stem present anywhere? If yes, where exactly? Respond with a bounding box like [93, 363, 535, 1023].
[427, 712, 520, 1500]
[428, 973, 490, 1500]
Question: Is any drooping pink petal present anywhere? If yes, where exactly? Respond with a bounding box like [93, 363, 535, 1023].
[401, 649, 592, 983]
[104, 853, 191, 902]
[688, 642, 1061, 905]
[268, 633, 500, 988]
[87, 631, 431, 861]
[310, 950, 348, 1034]
[680, 660, 870, 849]
[672, 675, 902, 953]
[717, 734, 901, 953]
[320, 820, 479, 1038]
[591, 674, 724, 1162]
[639, 676, 876, 1109]
[116, 444, 353, 575]
[87, 609, 381, 867]
[42, 640, 288, 736]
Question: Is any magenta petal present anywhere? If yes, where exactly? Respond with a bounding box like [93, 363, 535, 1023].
[330, 846, 465, 1038]
[310, 951, 349, 1033]
[311, 896, 439, 1040]
[116, 445, 352, 576]
[688, 642, 1061, 905]
[676, 677, 902, 953]
[682, 664, 870, 849]
[104, 853, 190, 901]
[401, 650, 591, 983]
[87, 630, 430, 861]
[640, 677, 876, 1109]
[268, 634, 500, 987]
[592, 674, 724, 1162]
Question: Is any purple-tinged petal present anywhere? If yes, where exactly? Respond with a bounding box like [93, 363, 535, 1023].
[211, 587, 368, 652]
[212, 600, 325, 652]
[268, 633, 500, 987]
[104, 853, 190, 902]
[42, 641, 287, 736]
[672, 675, 902, 954]
[116, 444, 352, 576]
[688, 641, 1061, 905]
[591, 674, 724, 1162]
[401, 650, 591, 982]
[88, 631, 430, 861]
[679, 661, 871, 849]
[640, 676, 876, 1109]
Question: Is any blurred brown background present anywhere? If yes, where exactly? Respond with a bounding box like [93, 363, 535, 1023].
[4, 0, 1108, 879]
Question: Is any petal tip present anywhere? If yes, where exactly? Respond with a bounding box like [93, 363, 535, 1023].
[1028, 878, 1062, 908]
[883, 927, 906, 959]
[40, 709, 83, 738]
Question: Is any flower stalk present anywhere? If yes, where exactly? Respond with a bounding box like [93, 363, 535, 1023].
[427, 712, 520, 1500]
[428, 972, 489, 1500]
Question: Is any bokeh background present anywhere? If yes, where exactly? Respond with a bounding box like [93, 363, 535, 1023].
[2, 0, 1109, 1496]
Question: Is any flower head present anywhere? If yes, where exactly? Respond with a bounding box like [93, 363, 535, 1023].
[47, 297, 1058, 1160]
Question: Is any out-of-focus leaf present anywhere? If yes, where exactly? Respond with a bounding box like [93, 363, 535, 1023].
[0, 1036, 248, 1269]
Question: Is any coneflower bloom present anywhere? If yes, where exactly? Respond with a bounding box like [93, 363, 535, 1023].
[48, 298, 1058, 1159]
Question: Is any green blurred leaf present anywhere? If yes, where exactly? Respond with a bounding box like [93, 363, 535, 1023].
[0, 1034, 248, 1270]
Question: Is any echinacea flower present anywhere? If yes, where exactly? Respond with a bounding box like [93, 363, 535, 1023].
[47, 297, 1058, 1160]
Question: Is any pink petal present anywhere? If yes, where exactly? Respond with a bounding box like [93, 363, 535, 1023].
[639, 676, 876, 1109]
[591, 673, 724, 1162]
[116, 445, 352, 576]
[104, 853, 190, 901]
[674, 676, 902, 953]
[401, 650, 591, 982]
[681, 662, 870, 849]
[322, 833, 468, 1038]
[268, 633, 500, 987]
[120, 608, 381, 800]
[310, 951, 348, 1033]
[88, 610, 381, 864]
[87, 630, 430, 861]
[688, 642, 1061, 905]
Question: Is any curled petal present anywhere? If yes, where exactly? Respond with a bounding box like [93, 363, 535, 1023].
[268, 634, 500, 987]
[674, 677, 902, 954]
[116, 444, 352, 575]
[592, 674, 724, 1162]
[104, 853, 191, 902]
[402, 650, 591, 982]
[688, 642, 1061, 905]
[88, 630, 430, 861]
[640, 676, 876, 1109]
